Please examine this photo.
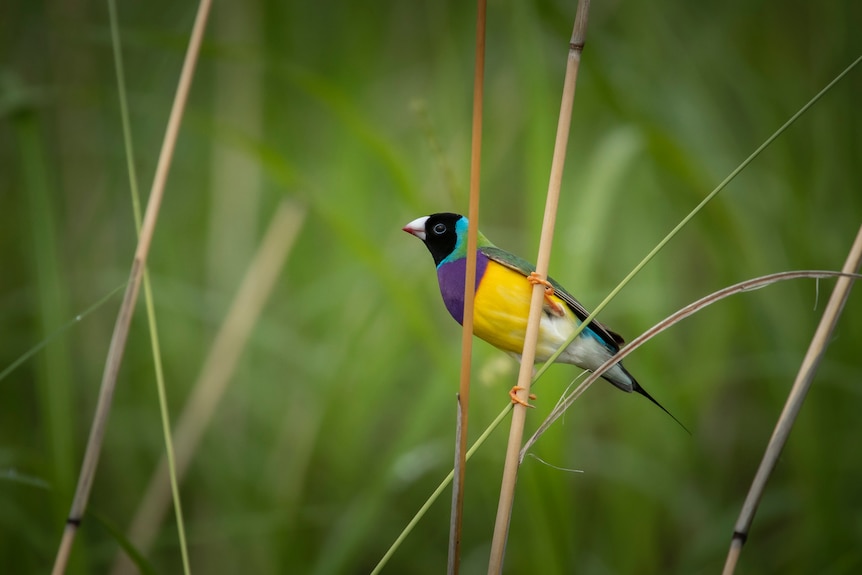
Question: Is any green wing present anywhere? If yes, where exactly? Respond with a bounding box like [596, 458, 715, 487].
[479, 246, 626, 349]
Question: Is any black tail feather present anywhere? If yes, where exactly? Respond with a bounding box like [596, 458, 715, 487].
[609, 363, 690, 434]
[633, 382, 690, 435]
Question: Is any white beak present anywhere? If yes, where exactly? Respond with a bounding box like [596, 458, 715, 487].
[402, 216, 429, 241]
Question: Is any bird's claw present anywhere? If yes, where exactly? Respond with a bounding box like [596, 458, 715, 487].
[527, 272, 555, 295]
[528, 272, 564, 317]
[509, 386, 537, 408]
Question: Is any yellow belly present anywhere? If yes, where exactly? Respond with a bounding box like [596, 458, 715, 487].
[473, 261, 571, 356]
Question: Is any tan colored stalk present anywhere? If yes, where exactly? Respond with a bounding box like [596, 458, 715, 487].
[110, 201, 305, 575]
[722, 223, 862, 575]
[486, 3, 590, 573]
[108, 0, 191, 571]
[520, 270, 861, 456]
[448, 0, 487, 572]
[50, 1, 213, 573]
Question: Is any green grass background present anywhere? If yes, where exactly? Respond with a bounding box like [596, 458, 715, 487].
[2, 0, 861, 573]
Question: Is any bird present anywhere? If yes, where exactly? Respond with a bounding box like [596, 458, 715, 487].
[403, 212, 684, 428]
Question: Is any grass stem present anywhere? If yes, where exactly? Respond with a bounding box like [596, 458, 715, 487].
[50, 1, 213, 572]
[722, 224, 862, 575]
[487, 3, 590, 572]
[107, 0, 191, 572]
[448, 0, 487, 572]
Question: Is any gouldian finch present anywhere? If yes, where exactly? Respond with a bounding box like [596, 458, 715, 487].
[403, 212, 682, 426]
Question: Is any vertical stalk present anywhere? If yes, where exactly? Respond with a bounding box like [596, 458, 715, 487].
[722, 223, 862, 575]
[486, 2, 590, 573]
[449, 0, 487, 572]
[50, 0, 213, 572]
[107, 0, 192, 572]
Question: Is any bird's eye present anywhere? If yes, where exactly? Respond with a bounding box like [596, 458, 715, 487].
[433, 223, 446, 235]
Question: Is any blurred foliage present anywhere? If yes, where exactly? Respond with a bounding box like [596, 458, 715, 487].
[1, 0, 861, 573]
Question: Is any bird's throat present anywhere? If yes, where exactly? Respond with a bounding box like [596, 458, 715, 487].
[436, 252, 489, 325]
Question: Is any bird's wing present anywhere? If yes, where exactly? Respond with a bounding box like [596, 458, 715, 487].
[479, 246, 626, 349]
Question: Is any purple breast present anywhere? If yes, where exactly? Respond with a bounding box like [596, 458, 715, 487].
[436, 252, 489, 325]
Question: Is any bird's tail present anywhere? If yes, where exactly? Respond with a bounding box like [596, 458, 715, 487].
[632, 380, 690, 434]
[613, 365, 690, 434]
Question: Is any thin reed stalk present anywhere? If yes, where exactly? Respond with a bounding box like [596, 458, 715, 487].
[107, 0, 191, 572]
[487, 3, 590, 573]
[0, 286, 126, 385]
[448, 0, 487, 572]
[722, 224, 862, 575]
[50, 1, 213, 572]
[521, 270, 862, 456]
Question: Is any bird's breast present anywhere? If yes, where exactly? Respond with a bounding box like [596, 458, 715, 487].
[473, 261, 579, 360]
[436, 254, 623, 379]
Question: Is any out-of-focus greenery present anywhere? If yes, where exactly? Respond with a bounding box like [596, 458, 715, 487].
[2, 0, 861, 573]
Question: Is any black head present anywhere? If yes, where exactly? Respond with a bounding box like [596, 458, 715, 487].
[402, 212, 464, 266]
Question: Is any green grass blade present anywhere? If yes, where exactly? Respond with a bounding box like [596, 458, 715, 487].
[0, 284, 126, 383]
[107, 0, 192, 573]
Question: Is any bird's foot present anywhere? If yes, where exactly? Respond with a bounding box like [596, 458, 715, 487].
[509, 386, 537, 408]
[528, 272, 555, 295]
[528, 272, 564, 316]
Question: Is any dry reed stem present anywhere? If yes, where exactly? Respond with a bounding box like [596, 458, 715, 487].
[49, 1, 213, 573]
[722, 223, 862, 575]
[448, 0, 487, 572]
[110, 201, 305, 575]
[486, 3, 590, 573]
[520, 269, 862, 457]
[448, 395, 466, 575]
[108, 0, 192, 571]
